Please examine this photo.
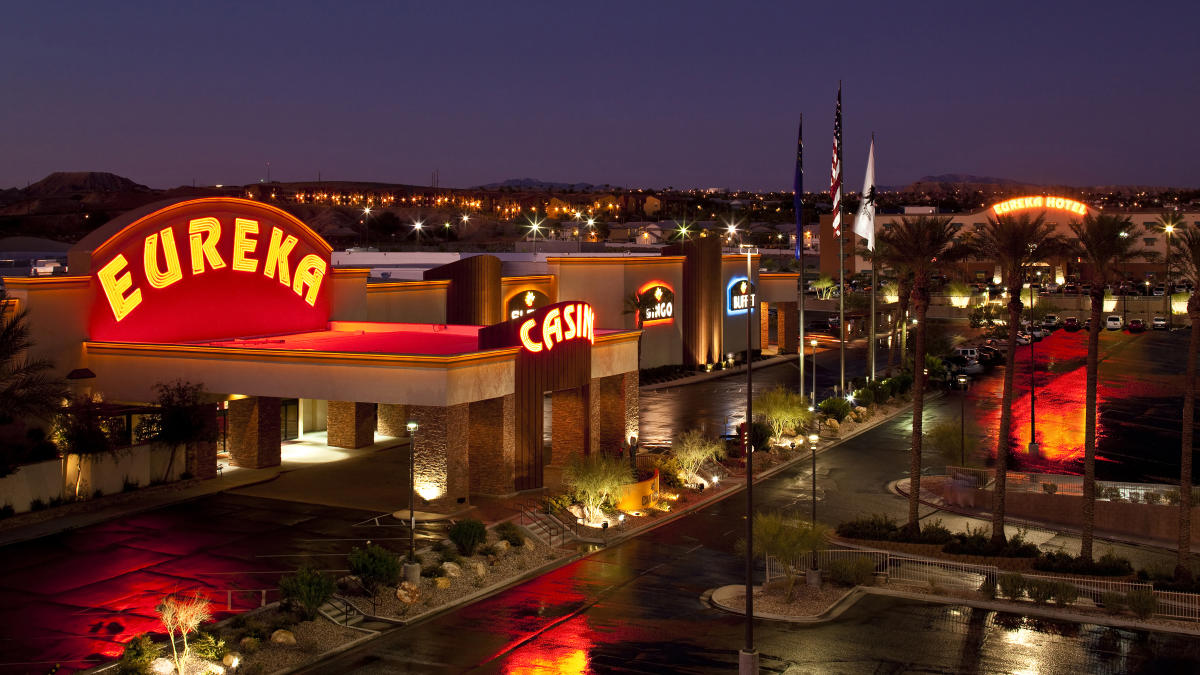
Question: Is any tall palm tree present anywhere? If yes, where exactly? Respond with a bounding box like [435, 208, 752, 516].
[865, 242, 913, 375]
[877, 216, 968, 534]
[1157, 213, 1187, 322]
[972, 213, 1067, 546]
[1070, 212, 1140, 561]
[1171, 228, 1200, 580]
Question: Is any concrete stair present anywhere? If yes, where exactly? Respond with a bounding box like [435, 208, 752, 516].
[319, 596, 365, 626]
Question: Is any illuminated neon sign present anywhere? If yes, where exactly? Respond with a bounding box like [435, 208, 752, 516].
[84, 198, 332, 343]
[634, 281, 675, 327]
[992, 196, 1087, 217]
[519, 302, 595, 353]
[507, 289, 549, 320]
[727, 277, 757, 315]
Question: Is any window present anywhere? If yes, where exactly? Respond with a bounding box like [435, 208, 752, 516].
[1144, 237, 1157, 247]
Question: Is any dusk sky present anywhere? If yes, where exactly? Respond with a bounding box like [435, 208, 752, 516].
[2, 1, 1197, 191]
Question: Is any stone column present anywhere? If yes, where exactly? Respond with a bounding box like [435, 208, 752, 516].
[777, 301, 798, 354]
[760, 301, 772, 347]
[227, 396, 281, 468]
[589, 374, 628, 456]
[468, 395, 516, 496]
[377, 403, 410, 437]
[551, 388, 588, 466]
[409, 404, 470, 507]
[185, 403, 219, 479]
[327, 401, 376, 449]
[624, 370, 640, 444]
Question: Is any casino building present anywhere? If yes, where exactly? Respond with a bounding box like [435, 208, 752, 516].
[7, 198, 801, 506]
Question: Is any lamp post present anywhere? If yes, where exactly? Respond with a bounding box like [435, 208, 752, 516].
[810, 338, 818, 405]
[362, 206, 372, 249]
[956, 374, 969, 466]
[739, 244, 757, 675]
[808, 433, 819, 525]
[413, 220, 424, 251]
[1165, 224, 1174, 330]
[1120, 231, 1130, 325]
[403, 420, 420, 585]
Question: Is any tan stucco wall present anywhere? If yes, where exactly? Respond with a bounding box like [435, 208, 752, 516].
[365, 282, 448, 323]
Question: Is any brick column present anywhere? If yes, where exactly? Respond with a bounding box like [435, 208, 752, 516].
[185, 403, 219, 479]
[228, 397, 281, 468]
[468, 395, 516, 496]
[377, 403, 409, 437]
[777, 301, 798, 354]
[409, 404, 470, 507]
[760, 301, 772, 347]
[551, 388, 588, 466]
[589, 375, 628, 456]
[327, 401, 376, 449]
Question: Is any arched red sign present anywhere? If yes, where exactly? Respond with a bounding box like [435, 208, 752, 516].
[83, 198, 332, 343]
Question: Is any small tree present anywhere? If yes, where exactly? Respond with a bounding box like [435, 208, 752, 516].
[54, 393, 113, 499]
[156, 594, 183, 674]
[349, 544, 402, 614]
[279, 566, 336, 621]
[563, 454, 631, 523]
[754, 386, 812, 443]
[812, 276, 836, 300]
[136, 381, 216, 481]
[668, 430, 725, 488]
[751, 512, 828, 601]
[156, 591, 209, 673]
[924, 419, 980, 466]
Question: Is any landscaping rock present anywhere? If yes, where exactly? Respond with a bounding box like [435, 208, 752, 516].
[494, 540, 510, 554]
[395, 581, 421, 604]
[149, 657, 175, 674]
[469, 561, 487, 578]
[435, 576, 452, 590]
[238, 636, 260, 652]
[270, 628, 297, 645]
[440, 561, 462, 577]
[222, 652, 242, 669]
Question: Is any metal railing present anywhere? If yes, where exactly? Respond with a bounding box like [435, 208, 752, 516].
[945, 466, 1192, 504]
[765, 548, 1200, 621]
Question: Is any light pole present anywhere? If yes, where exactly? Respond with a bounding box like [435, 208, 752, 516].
[1165, 224, 1174, 330]
[1120, 231, 1130, 325]
[739, 244, 757, 675]
[413, 220, 424, 251]
[809, 433, 819, 525]
[403, 420, 420, 584]
[957, 374, 969, 466]
[362, 206, 372, 249]
[810, 338, 818, 405]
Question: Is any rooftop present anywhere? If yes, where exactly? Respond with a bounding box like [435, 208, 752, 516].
[193, 321, 484, 356]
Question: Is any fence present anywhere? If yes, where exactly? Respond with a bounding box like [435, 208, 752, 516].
[765, 548, 1200, 621]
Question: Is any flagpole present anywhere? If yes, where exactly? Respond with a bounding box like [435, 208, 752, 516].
[837, 84, 845, 397]
[794, 116, 805, 403]
[868, 132, 877, 381]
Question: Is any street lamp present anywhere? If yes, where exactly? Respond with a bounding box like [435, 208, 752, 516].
[1165, 224, 1174, 330]
[1120, 231, 1129, 325]
[956, 374, 969, 466]
[810, 338, 818, 407]
[362, 206, 372, 248]
[413, 220, 424, 250]
[404, 420, 420, 584]
[738, 243, 757, 675]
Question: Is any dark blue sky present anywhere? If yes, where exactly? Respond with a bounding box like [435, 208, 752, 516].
[2, 1, 1197, 191]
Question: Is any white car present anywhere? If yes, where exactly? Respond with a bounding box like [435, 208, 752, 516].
[1106, 316, 1123, 331]
[1152, 316, 1168, 330]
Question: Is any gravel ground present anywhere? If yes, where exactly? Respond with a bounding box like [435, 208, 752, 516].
[234, 617, 366, 674]
[343, 534, 560, 620]
[726, 583, 850, 617]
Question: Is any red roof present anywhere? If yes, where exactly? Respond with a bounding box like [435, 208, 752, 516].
[193, 322, 484, 355]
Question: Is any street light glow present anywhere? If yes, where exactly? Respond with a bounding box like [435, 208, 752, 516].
[413, 220, 423, 230]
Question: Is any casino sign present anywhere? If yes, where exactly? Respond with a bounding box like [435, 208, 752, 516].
[633, 282, 674, 327]
[507, 289, 549, 320]
[727, 277, 756, 315]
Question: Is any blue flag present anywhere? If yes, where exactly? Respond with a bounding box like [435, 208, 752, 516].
[793, 116, 803, 259]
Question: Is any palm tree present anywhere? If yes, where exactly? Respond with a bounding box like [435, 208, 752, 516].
[1069, 212, 1141, 561]
[972, 213, 1067, 546]
[0, 290, 65, 424]
[876, 216, 968, 534]
[866, 242, 913, 375]
[1171, 228, 1200, 580]
[1157, 213, 1187, 322]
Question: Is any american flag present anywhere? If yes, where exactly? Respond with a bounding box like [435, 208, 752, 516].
[830, 84, 843, 237]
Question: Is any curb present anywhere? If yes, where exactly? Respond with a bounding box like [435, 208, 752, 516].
[706, 584, 864, 624]
[639, 354, 797, 392]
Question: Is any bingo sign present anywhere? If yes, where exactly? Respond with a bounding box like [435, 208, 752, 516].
[507, 289, 549, 320]
[85, 198, 332, 343]
[727, 277, 757, 315]
[634, 282, 674, 327]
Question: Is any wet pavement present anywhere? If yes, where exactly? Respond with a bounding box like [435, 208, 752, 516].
[0, 494, 444, 673]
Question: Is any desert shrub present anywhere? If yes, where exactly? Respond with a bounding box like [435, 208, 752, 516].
[668, 430, 725, 485]
[651, 454, 685, 488]
[494, 521, 525, 547]
[564, 454, 632, 522]
[942, 525, 991, 555]
[279, 566, 336, 621]
[478, 543, 498, 557]
[851, 387, 875, 406]
[997, 573, 1026, 600]
[1125, 589, 1157, 619]
[30, 498, 46, 511]
[889, 372, 914, 395]
[1033, 551, 1133, 577]
[1166, 489, 1182, 506]
[1051, 581, 1079, 608]
[826, 557, 876, 587]
[1042, 482, 1058, 495]
[979, 577, 997, 600]
[835, 514, 899, 541]
[1101, 591, 1125, 615]
[117, 634, 161, 675]
[449, 518, 487, 556]
[420, 562, 442, 578]
[1143, 491, 1162, 505]
[438, 548, 463, 565]
[753, 386, 813, 441]
[241, 637, 261, 654]
[348, 544, 401, 614]
[818, 397, 852, 422]
[1026, 579, 1054, 605]
[914, 519, 955, 545]
[190, 631, 228, 660]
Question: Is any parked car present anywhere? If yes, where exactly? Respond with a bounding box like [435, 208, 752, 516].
[1015, 332, 1032, 345]
[1106, 315, 1123, 330]
[1153, 286, 1166, 297]
[945, 355, 984, 375]
[1042, 314, 1061, 330]
[1152, 316, 1168, 330]
[1063, 317, 1081, 332]
[956, 347, 979, 361]
[976, 345, 1003, 365]
[1128, 319, 1146, 333]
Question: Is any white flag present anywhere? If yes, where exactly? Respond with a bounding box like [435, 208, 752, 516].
[853, 137, 876, 251]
